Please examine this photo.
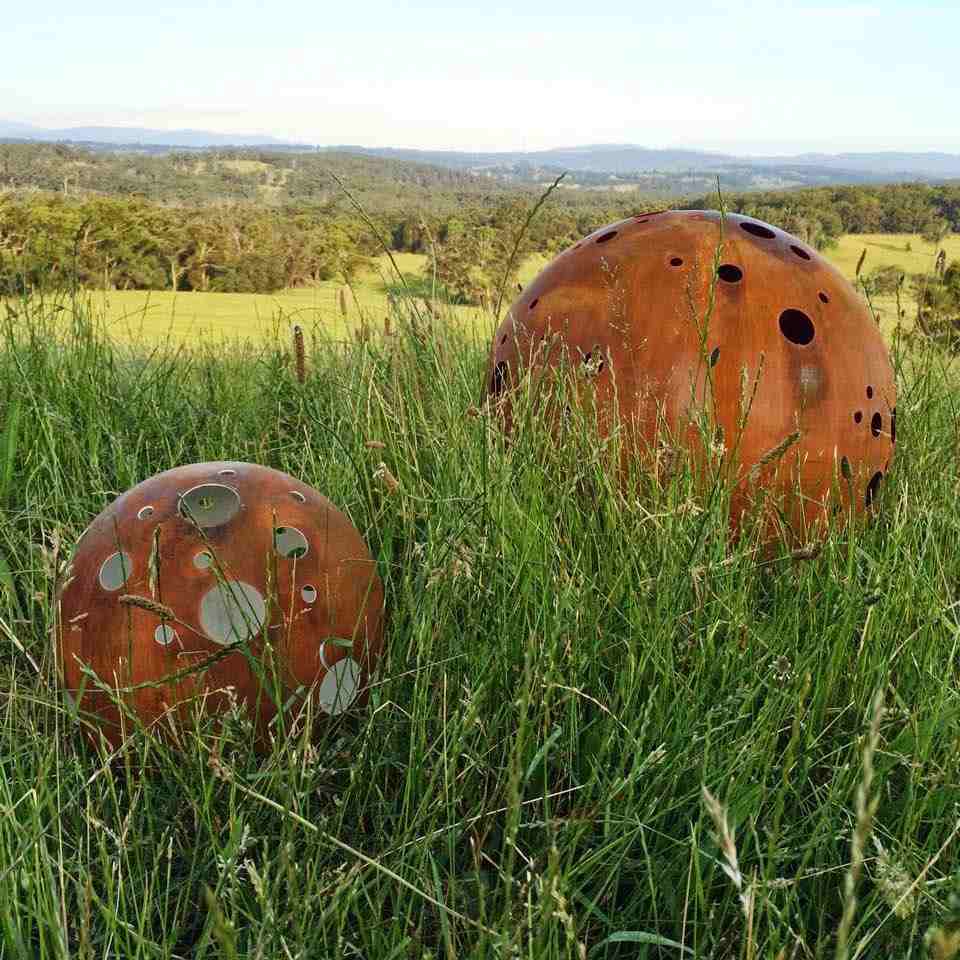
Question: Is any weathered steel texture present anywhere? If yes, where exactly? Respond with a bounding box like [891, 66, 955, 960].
[58, 461, 384, 749]
[484, 210, 896, 535]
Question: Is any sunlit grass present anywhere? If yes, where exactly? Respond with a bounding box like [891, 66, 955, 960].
[59, 236, 954, 346]
[3, 286, 960, 956]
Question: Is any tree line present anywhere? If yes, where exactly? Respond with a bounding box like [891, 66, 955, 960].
[0, 195, 374, 295]
[3, 159, 960, 301]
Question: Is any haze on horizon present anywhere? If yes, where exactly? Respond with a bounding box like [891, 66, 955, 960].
[3, 0, 956, 156]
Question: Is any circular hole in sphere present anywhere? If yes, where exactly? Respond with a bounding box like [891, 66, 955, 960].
[710, 347, 720, 367]
[717, 264, 743, 283]
[790, 245, 812, 261]
[98, 552, 132, 591]
[891, 408, 897, 443]
[871, 412, 883, 437]
[179, 484, 241, 528]
[193, 551, 214, 570]
[819, 291, 830, 303]
[154, 624, 178, 646]
[854, 411, 863, 424]
[867, 385, 874, 399]
[218, 468, 237, 477]
[529, 298, 539, 310]
[275, 527, 309, 559]
[778, 309, 815, 346]
[290, 490, 306, 503]
[199, 581, 266, 646]
[318, 658, 361, 715]
[137, 505, 155, 520]
[865, 471, 883, 508]
[669, 257, 683, 267]
[302, 584, 318, 604]
[740, 221, 776, 239]
[840, 456, 852, 480]
[491, 361, 508, 396]
[595, 230, 618, 244]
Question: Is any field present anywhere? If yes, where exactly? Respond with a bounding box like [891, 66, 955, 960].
[71, 234, 957, 346]
[3, 276, 960, 957]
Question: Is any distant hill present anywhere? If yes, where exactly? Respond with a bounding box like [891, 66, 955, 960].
[0, 120, 301, 149]
[322, 144, 960, 186]
[4, 123, 960, 190]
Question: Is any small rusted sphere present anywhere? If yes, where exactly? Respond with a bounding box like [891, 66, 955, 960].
[58, 462, 384, 749]
[485, 210, 896, 535]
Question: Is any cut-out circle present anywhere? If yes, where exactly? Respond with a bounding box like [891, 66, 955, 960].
[492, 361, 508, 396]
[778, 309, 815, 346]
[275, 526, 309, 559]
[717, 264, 743, 283]
[595, 230, 617, 244]
[99, 552, 132, 591]
[199, 581, 266, 645]
[529, 298, 539, 310]
[290, 490, 306, 503]
[819, 291, 830, 303]
[866, 385, 874, 399]
[790, 245, 812, 261]
[218, 468, 237, 477]
[740, 221, 776, 239]
[318, 658, 361, 716]
[179, 483, 241, 528]
[854, 411, 863, 424]
[154, 624, 178, 646]
[137, 506, 155, 520]
[193, 551, 214, 570]
[871, 412, 882, 438]
[891, 408, 897, 444]
[709, 347, 720, 367]
[302, 584, 318, 604]
[865, 471, 883, 508]
[840, 456, 852, 480]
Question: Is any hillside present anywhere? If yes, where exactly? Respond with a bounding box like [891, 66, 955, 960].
[6, 123, 960, 191]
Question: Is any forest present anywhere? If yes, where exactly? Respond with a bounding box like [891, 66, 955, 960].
[2, 143, 960, 307]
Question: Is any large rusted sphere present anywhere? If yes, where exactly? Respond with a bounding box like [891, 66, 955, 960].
[58, 462, 384, 749]
[486, 210, 896, 535]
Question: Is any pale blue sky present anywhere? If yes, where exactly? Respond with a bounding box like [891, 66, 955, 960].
[2, 0, 956, 153]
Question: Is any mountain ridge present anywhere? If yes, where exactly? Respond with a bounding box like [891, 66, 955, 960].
[4, 122, 960, 188]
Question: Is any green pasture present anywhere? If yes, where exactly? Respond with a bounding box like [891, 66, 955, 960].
[71, 235, 955, 346]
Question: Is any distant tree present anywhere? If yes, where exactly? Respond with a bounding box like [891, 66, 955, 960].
[916, 260, 960, 347]
[922, 219, 951, 247]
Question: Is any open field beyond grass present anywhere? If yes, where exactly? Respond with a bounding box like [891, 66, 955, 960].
[64, 234, 957, 346]
[3, 286, 960, 957]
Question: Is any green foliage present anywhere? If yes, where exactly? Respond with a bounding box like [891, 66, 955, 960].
[0, 195, 370, 294]
[862, 264, 906, 297]
[916, 259, 960, 345]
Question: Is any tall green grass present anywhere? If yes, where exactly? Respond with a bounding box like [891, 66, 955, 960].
[2, 287, 960, 958]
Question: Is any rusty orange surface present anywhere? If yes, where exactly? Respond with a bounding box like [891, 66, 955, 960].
[57, 462, 384, 749]
[484, 210, 896, 536]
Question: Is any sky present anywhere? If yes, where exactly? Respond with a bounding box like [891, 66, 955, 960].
[2, 0, 957, 154]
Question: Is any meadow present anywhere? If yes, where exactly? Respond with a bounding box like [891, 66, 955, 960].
[3, 253, 960, 959]
[75, 234, 959, 345]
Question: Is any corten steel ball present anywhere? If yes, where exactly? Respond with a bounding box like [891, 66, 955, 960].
[484, 210, 896, 535]
[57, 462, 384, 749]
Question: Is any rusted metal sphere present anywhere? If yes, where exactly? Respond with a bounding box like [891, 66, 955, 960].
[485, 210, 896, 535]
[57, 462, 384, 749]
